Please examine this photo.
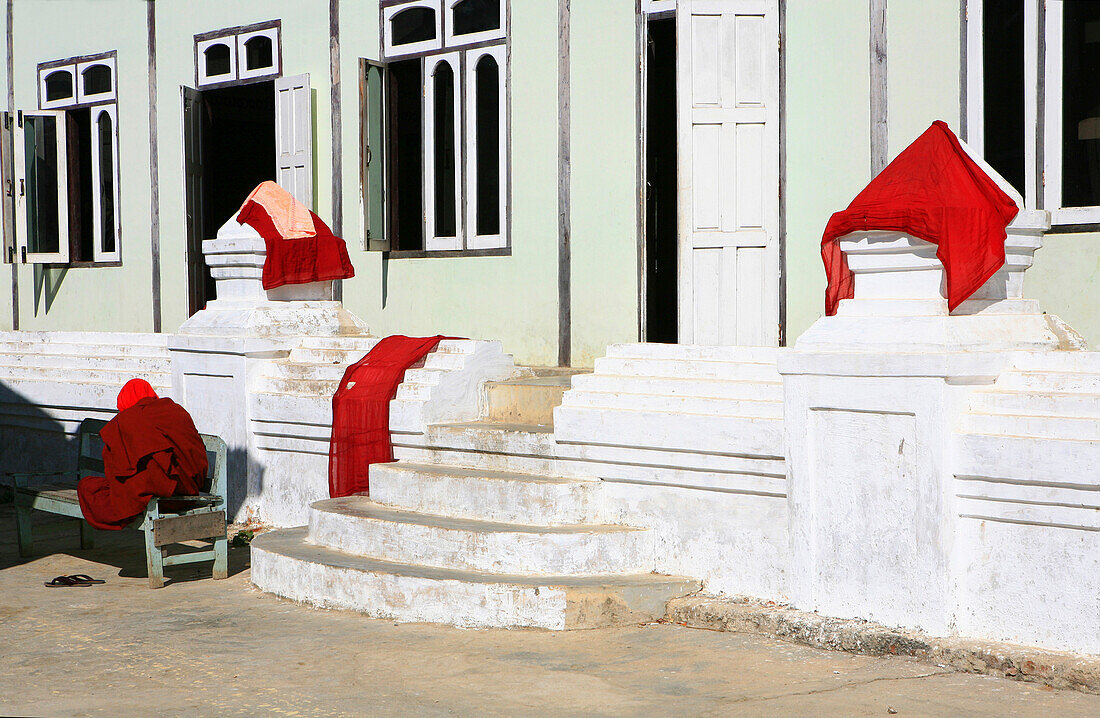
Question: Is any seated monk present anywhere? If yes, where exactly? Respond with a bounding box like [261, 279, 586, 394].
[77, 379, 209, 531]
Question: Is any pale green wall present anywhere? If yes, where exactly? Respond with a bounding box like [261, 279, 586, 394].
[338, 0, 566, 367]
[11, 0, 153, 332]
[1028, 234, 1100, 348]
[783, 0, 871, 342]
[568, 0, 640, 366]
[885, 1, 962, 159]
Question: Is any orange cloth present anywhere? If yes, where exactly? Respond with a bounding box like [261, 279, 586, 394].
[238, 181, 317, 239]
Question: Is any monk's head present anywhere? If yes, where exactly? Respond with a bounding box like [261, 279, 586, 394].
[117, 378, 158, 412]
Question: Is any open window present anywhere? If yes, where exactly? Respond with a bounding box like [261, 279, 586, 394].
[360, 60, 387, 251]
[366, 0, 508, 254]
[14, 110, 69, 264]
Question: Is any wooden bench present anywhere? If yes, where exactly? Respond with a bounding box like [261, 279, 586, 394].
[11, 417, 229, 588]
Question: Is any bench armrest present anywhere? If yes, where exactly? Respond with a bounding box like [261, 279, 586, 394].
[149, 494, 223, 505]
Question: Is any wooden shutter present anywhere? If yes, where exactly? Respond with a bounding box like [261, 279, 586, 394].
[361, 59, 388, 251]
[275, 73, 313, 209]
[15, 110, 69, 264]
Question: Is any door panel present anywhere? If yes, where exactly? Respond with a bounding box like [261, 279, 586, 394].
[677, 0, 779, 346]
[275, 73, 313, 209]
[183, 85, 206, 315]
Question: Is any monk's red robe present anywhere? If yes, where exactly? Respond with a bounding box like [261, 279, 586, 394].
[77, 397, 209, 530]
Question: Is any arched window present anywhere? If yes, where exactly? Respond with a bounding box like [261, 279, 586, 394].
[244, 35, 273, 70]
[392, 7, 437, 46]
[204, 43, 232, 77]
[97, 110, 116, 254]
[453, 0, 500, 36]
[82, 64, 112, 96]
[44, 70, 73, 102]
[433, 60, 457, 238]
[474, 54, 500, 236]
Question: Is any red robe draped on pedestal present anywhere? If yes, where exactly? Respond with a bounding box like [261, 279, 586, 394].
[328, 336, 451, 498]
[77, 386, 208, 531]
[821, 120, 1020, 316]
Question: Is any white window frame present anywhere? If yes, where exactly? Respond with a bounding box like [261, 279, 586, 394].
[39, 65, 76, 110]
[76, 57, 117, 104]
[90, 104, 121, 263]
[445, 0, 506, 48]
[964, 0, 1038, 209]
[1042, 0, 1100, 224]
[197, 37, 238, 85]
[424, 52, 463, 251]
[237, 27, 281, 81]
[464, 44, 507, 249]
[15, 110, 70, 264]
[384, 0, 444, 59]
[642, 0, 677, 14]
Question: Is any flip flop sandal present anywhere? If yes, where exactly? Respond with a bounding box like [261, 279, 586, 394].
[67, 574, 105, 584]
[44, 575, 91, 587]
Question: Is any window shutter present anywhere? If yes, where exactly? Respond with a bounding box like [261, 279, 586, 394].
[1, 113, 14, 264]
[15, 110, 70, 264]
[275, 73, 313, 209]
[361, 60, 388, 251]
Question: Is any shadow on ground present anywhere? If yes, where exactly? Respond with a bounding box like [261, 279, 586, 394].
[0, 503, 250, 585]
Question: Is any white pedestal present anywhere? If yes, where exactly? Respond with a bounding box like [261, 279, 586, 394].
[780, 207, 1085, 634]
[168, 217, 368, 520]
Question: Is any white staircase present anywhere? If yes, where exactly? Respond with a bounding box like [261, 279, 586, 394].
[251, 359, 702, 629]
[955, 351, 1100, 532]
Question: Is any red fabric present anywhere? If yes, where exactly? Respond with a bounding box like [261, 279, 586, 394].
[116, 378, 157, 411]
[328, 336, 451, 498]
[821, 121, 1020, 315]
[237, 197, 355, 291]
[77, 397, 208, 531]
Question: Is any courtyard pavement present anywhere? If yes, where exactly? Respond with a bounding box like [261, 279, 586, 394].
[2, 505, 1099, 717]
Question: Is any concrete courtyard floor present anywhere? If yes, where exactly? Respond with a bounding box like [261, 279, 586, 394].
[2, 506, 1099, 717]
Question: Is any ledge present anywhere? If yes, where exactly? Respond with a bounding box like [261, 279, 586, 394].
[666, 595, 1100, 695]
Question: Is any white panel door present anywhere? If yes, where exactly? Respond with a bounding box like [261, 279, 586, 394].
[275, 73, 313, 209]
[677, 0, 779, 346]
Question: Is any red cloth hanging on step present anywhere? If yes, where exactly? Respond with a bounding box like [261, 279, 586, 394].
[328, 335, 452, 498]
[820, 120, 1020, 316]
[236, 181, 355, 290]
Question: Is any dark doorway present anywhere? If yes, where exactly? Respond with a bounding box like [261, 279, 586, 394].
[183, 80, 276, 315]
[645, 17, 678, 343]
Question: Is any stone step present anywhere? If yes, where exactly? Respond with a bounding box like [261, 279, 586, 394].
[569, 373, 784, 401]
[1010, 351, 1100, 374]
[0, 353, 170, 373]
[256, 376, 342, 397]
[309, 497, 654, 576]
[554, 405, 784, 458]
[0, 330, 169, 348]
[394, 382, 435, 401]
[954, 432, 1100, 481]
[0, 341, 168, 360]
[483, 375, 576, 425]
[0, 365, 170, 386]
[604, 342, 783, 364]
[996, 371, 1100, 394]
[593, 356, 782, 382]
[559, 390, 784, 418]
[368, 462, 602, 525]
[251, 527, 700, 630]
[287, 347, 367, 365]
[967, 389, 1100, 419]
[269, 362, 352, 382]
[294, 335, 379, 352]
[960, 412, 1100, 442]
